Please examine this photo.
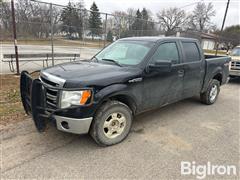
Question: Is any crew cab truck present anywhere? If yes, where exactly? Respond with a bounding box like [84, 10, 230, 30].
[20, 37, 230, 146]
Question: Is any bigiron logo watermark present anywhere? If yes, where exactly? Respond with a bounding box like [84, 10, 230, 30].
[181, 161, 237, 179]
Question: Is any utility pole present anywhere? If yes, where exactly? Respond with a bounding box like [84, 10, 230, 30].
[104, 14, 107, 47]
[215, 0, 230, 55]
[50, 3, 54, 66]
[11, 0, 19, 74]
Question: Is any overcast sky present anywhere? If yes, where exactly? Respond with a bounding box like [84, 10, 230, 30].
[43, 0, 240, 28]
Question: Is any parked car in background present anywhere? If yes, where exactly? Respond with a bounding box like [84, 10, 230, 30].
[229, 45, 240, 78]
[20, 37, 230, 146]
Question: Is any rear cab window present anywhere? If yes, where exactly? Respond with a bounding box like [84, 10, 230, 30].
[182, 42, 201, 63]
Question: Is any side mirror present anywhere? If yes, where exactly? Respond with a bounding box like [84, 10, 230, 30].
[148, 60, 172, 73]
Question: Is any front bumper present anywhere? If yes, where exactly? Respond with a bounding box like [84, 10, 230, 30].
[55, 115, 92, 134]
[229, 70, 240, 77]
[20, 71, 94, 134]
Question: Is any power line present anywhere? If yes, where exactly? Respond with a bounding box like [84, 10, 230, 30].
[179, 2, 200, 9]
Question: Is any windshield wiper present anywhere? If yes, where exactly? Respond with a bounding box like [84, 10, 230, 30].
[92, 56, 99, 62]
[101, 58, 122, 67]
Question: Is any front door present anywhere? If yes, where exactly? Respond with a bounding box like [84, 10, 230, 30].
[142, 41, 184, 110]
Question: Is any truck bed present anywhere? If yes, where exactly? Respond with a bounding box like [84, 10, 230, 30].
[201, 55, 231, 93]
[204, 54, 226, 59]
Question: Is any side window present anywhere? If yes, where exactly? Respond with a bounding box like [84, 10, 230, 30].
[151, 42, 179, 64]
[182, 42, 201, 62]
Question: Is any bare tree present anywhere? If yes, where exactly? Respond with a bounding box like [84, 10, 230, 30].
[14, 0, 61, 38]
[0, 0, 12, 36]
[104, 11, 128, 38]
[157, 7, 187, 36]
[188, 2, 216, 32]
[112, 11, 128, 32]
[126, 8, 136, 29]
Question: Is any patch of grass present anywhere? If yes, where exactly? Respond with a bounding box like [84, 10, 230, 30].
[0, 75, 27, 126]
[0, 102, 23, 116]
[6, 89, 21, 103]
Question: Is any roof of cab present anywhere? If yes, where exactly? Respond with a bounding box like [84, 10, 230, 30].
[119, 36, 197, 42]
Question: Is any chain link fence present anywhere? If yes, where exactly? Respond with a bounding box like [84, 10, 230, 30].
[1, 0, 167, 73]
[17, 1, 165, 45]
[0, 0, 234, 73]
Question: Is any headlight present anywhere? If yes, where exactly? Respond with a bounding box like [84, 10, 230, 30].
[60, 90, 92, 108]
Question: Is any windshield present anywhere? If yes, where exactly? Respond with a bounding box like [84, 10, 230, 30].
[231, 47, 240, 56]
[95, 40, 154, 65]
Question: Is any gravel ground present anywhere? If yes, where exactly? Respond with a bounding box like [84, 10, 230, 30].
[1, 78, 239, 179]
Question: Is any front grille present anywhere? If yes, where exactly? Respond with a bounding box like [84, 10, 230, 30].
[40, 76, 59, 110]
[41, 76, 59, 87]
[46, 88, 58, 109]
[231, 61, 240, 70]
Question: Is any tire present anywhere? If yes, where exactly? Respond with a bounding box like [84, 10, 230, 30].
[200, 79, 220, 105]
[90, 100, 133, 146]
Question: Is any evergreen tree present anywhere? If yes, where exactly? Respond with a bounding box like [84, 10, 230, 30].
[141, 8, 148, 35]
[88, 2, 102, 39]
[106, 30, 113, 42]
[61, 2, 83, 39]
[141, 8, 155, 36]
[131, 9, 142, 36]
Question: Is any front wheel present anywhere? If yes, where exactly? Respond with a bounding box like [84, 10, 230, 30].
[90, 100, 133, 146]
[200, 79, 220, 105]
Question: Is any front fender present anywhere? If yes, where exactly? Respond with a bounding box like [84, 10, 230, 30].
[95, 84, 128, 102]
[94, 84, 138, 112]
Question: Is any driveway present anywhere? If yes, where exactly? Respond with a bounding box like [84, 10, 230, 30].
[1, 79, 239, 179]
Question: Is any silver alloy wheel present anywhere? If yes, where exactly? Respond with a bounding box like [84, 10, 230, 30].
[103, 112, 126, 139]
[209, 84, 218, 102]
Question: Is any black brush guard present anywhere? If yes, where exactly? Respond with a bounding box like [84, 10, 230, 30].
[20, 71, 95, 132]
[20, 71, 52, 132]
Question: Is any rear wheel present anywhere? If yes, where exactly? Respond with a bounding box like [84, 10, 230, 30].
[90, 100, 133, 146]
[200, 79, 220, 105]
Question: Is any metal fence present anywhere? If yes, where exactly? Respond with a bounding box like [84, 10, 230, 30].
[0, 0, 233, 74]
[3, 0, 164, 44]
[1, 0, 166, 73]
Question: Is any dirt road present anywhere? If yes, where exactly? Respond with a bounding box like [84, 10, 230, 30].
[1, 79, 239, 179]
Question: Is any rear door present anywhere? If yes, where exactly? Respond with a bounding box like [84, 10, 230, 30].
[180, 41, 205, 98]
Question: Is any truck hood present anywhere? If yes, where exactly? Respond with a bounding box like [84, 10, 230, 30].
[231, 56, 240, 61]
[40, 61, 142, 88]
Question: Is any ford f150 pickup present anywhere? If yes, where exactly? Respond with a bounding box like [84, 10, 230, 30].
[20, 37, 230, 146]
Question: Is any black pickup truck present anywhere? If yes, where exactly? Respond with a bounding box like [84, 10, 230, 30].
[20, 37, 230, 146]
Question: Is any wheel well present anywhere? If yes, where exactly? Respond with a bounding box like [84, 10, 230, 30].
[213, 73, 222, 84]
[109, 95, 137, 115]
